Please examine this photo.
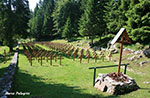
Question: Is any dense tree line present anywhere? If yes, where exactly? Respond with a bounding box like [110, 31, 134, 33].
[0, 0, 30, 51]
[104, 0, 150, 43]
[29, 0, 55, 41]
[29, 0, 150, 44]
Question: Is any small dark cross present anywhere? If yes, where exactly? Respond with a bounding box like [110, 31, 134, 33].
[50, 55, 53, 65]
[28, 56, 34, 66]
[53, 53, 57, 62]
[108, 51, 112, 61]
[93, 51, 97, 62]
[58, 55, 64, 65]
[78, 49, 84, 63]
[72, 48, 78, 61]
[46, 53, 54, 65]
[86, 49, 91, 63]
[46, 51, 52, 62]
[101, 53, 105, 61]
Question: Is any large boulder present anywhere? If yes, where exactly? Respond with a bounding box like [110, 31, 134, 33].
[94, 73, 139, 95]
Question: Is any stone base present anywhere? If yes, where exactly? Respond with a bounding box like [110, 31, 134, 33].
[94, 73, 139, 95]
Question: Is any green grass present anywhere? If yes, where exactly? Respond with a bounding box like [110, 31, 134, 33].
[12, 41, 150, 98]
[0, 46, 14, 78]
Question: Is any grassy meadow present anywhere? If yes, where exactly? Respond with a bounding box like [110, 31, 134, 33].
[11, 39, 150, 98]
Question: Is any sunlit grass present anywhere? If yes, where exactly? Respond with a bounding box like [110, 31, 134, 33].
[12, 40, 150, 98]
[0, 46, 14, 78]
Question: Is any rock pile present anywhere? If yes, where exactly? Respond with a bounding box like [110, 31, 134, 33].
[94, 73, 139, 95]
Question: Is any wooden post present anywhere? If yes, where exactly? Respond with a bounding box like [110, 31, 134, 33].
[117, 37, 124, 75]
[72, 48, 78, 61]
[30, 57, 33, 66]
[87, 54, 90, 63]
[79, 49, 84, 63]
[80, 56, 82, 63]
[86, 49, 90, 63]
[124, 64, 127, 74]
[93, 68, 96, 86]
[59, 55, 62, 65]
[31, 59, 32, 66]
[28, 57, 33, 66]
[41, 56, 42, 66]
[101, 53, 105, 61]
[4, 50, 6, 64]
[93, 51, 97, 63]
[108, 52, 112, 61]
[50, 55, 53, 65]
[94, 55, 97, 63]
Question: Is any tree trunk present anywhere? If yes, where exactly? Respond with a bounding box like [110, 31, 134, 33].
[9, 46, 13, 52]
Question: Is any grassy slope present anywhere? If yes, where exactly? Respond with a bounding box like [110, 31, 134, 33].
[12, 40, 150, 98]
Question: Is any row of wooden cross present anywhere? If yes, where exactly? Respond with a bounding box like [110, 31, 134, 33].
[22, 43, 63, 66]
[37, 42, 113, 63]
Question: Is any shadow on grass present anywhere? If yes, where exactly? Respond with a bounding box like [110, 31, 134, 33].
[93, 37, 112, 48]
[67, 37, 82, 42]
[12, 69, 120, 98]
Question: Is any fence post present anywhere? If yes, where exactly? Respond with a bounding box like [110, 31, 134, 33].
[93, 68, 96, 87]
[124, 64, 127, 74]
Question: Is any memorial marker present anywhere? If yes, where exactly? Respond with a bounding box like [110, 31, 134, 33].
[110, 28, 132, 75]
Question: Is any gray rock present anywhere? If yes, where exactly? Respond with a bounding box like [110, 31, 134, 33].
[134, 50, 143, 55]
[94, 73, 139, 95]
[128, 55, 136, 61]
[139, 61, 149, 66]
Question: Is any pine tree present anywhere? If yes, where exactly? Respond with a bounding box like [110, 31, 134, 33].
[78, 0, 108, 45]
[126, 0, 150, 42]
[42, 0, 55, 39]
[29, 0, 55, 41]
[52, 0, 80, 38]
[104, 0, 122, 33]
[62, 17, 72, 39]
[0, 0, 30, 51]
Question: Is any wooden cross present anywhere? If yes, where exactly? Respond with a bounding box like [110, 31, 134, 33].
[28, 57, 34, 66]
[50, 55, 53, 65]
[86, 49, 91, 63]
[46, 51, 52, 62]
[78, 49, 84, 63]
[38, 51, 45, 65]
[101, 53, 105, 61]
[72, 48, 78, 61]
[108, 51, 112, 61]
[93, 51, 97, 62]
[58, 55, 64, 65]
[110, 28, 132, 75]
[53, 53, 57, 62]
